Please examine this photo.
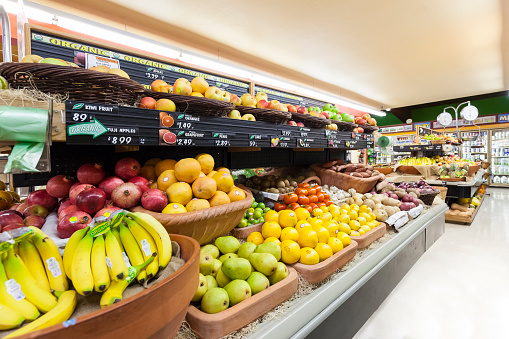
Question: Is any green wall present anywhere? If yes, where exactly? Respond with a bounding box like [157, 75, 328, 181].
[374, 113, 402, 126]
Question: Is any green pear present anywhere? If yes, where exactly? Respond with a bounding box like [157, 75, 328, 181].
[221, 258, 251, 280]
[267, 262, 289, 285]
[219, 253, 238, 262]
[192, 273, 208, 302]
[215, 236, 240, 254]
[246, 272, 270, 295]
[216, 268, 232, 287]
[224, 280, 252, 306]
[205, 275, 218, 290]
[210, 259, 222, 278]
[201, 288, 229, 314]
[238, 242, 257, 259]
[200, 252, 214, 275]
[201, 244, 220, 259]
[255, 242, 281, 261]
[249, 253, 278, 276]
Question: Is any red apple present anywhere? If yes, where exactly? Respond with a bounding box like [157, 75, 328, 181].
[69, 184, 95, 205]
[367, 118, 377, 126]
[358, 127, 364, 133]
[296, 106, 308, 114]
[27, 190, 58, 211]
[267, 100, 280, 110]
[296, 122, 305, 127]
[76, 188, 107, 214]
[286, 104, 297, 113]
[9, 204, 20, 211]
[15, 202, 29, 214]
[128, 176, 150, 193]
[98, 176, 125, 200]
[22, 205, 49, 218]
[57, 211, 92, 239]
[2, 223, 25, 232]
[24, 215, 46, 229]
[58, 204, 80, 220]
[355, 118, 367, 125]
[139, 97, 156, 109]
[0, 213, 24, 228]
[320, 112, 329, 119]
[94, 206, 121, 219]
[287, 121, 297, 126]
[362, 114, 371, 120]
[256, 100, 269, 109]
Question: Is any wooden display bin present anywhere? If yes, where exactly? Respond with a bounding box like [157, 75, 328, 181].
[350, 223, 387, 249]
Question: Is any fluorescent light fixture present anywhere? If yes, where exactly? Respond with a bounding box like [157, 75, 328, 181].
[10, 0, 386, 116]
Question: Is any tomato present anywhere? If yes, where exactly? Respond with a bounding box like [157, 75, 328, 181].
[308, 188, 316, 196]
[316, 192, 325, 202]
[289, 202, 300, 210]
[309, 195, 318, 204]
[300, 183, 310, 189]
[283, 193, 298, 205]
[275, 203, 287, 212]
[298, 195, 310, 205]
[295, 188, 308, 196]
[325, 200, 335, 206]
[304, 205, 313, 213]
[323, 193, 331, 200]
[317, 202, 326, 208]
[309, 202, 317, 209]
[315, 186, 322, 193]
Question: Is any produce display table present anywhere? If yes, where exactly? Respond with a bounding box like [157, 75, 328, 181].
[245, 203, 448, 339]
[425, 169, 486, 199]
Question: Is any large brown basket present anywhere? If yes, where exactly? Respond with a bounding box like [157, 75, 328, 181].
[132, 187, 252, 245]
[419, 189, 440, 205]
[145, 90, 235, 117]
[311, 164, 381, 193]
[362, 125, 379, 134]
[0, 62, 144, 105]
[290, 112, 330, 128]
[235, 106, 291, 124]
[331, 120, 358, 132]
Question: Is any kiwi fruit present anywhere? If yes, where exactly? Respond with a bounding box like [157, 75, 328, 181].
[283, 179, 290, 187]
[290, 181, 298, 187]
[252, 176, 262, 184]
[262, 180, 271, 188]
[253, 184, 262, 191]
[276, 180, 285, 188]
[278, 188, 286, 193]
[246, 180, 253, 187]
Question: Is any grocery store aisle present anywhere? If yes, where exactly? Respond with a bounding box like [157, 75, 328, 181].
[354, 188, 509, 339]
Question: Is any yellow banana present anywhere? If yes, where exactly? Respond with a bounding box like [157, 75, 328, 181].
[29, 227, 68, 292]
[112, 227, 132, 269]
[3, 248, 57, 313]
[63, 227, 88, 280]
[12, 243, 19, 256]
[71, 234, 94, 296]
[18, 239, 51, 292]
[124, 218, 158, 281]
[5, 290, 77, 338]
[128, 212, 172, 269]
[104, 231, 128, 281]
[0, 303, 24, 330]
[91, 235, 110, 292]
[0, 257, 40, 321]
[118, 222, 146, 284]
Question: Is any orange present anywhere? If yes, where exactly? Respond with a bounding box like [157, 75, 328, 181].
[206, 170, 217, 178]
[215, 167, 230, 173]
[192, 177, 217, 199]
[338, 222, 351, 234]
[278, 210, 298, 228]
[261, 221, 282, 239]
[314, 243, 333, 262]
[174, 158, 202, 183]
[140, 165, 157, 181]
[295, 221, 312, 234]
[155, 159, 176, 177]
[162, 203, 187, 214]
[336, 232, 352, 246]
[349, 220, 361, 231]
[145, 158, 161, 166]
[299, 247, 319, 265]
[348, 210, 358, 220]
[263, 237, 281, 244]
[208, 191, 231, 206]
[166, 182, 193, 205]
[157, 170, 177, 191]
[185, 198, 210, 211]
[280, 227, 299, 242]
[357, 217, 367, 226]
[195, 153, 215, 174]
[280, 240, 300, 264]
[315, 227, 330, 243]
[328, 237, 344, 253]
[298, 229, 318, 248]
[212, 172, 234, 193]
[264, 210, 279, 223]
[228, 187, 246, 202]
[294, 207, 311, 221]
[247, 232, 264, 245]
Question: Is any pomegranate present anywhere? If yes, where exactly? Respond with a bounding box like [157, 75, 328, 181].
[27, 190, 58, 211]
[58, 204, 80, 220]
[94, 206, 121, 218]
[22, 205, 49, 218]
[0, 213, 24, 228]
[111, 183, 142, 209]
[8, 203, 20, 211]
[57, 200, 73, 216]
[77, 163, 106, 185]
[128, 176, 151, 193]
[57, 211, 92, 239]
[46, 175, 75, 198]
[69, 184, 95, 205]
[98, 176, 124, 199]
[76, 188, 106, 214]
[141, 189, 168, 212]
[24, 215, 46, 229]
[115, 158, 141, 181]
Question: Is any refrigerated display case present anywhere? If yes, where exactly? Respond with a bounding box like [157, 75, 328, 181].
[490, 129, 509, 186]
[461, 131, 488, 161]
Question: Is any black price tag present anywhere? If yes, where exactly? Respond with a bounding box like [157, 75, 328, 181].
[214, 140, 231, 147]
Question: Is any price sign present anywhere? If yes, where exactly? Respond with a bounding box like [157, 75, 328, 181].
[70, 112, 94, 122]
[281, 130, 292, 136]
[215, 140, 231, 147]
[176, 139, 193, 146]
[249, 140, 259, 147]
[280, 142, 290, 148]
[107, 136, 133, 145]
[176, 121, 194, 129]
[145, 67, 165, 81]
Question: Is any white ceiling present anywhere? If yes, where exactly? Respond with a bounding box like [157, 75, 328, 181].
[106, 0, 506, 108]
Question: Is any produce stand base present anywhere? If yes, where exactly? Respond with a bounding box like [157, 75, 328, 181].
[445, 194, 486, 225]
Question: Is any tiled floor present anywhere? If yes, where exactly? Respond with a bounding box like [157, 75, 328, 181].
[354, 188, 509, 339]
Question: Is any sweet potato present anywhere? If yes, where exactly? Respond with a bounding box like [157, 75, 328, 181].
[359, 172, 371, 178]
[355, 167, 367, 172]
[451, 203, 468, 212]
[350, 172, 363, 178]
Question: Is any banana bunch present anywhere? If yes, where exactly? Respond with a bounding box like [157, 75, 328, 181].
[0, 227, 76, 333]
[63, 211, 172, 307]
[398, 157, 435, 166]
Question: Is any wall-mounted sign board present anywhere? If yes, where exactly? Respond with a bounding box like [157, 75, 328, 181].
[254, 85, 328, 108]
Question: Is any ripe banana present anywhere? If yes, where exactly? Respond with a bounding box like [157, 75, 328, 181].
[63, 227, 88, 280]
[124, 218, 158, 280]
[18, 239, 51, 292]
[100, 253, 155, 308]
[104, 231, 128, 281]
[29, 227, 68, 292]
[0, 257, 40, 321]
[118, 222, 147, 284]
[91, 235, 110, 292]
[71, 233, 94, 296]
[112, 227, 131, 269]
[0, 303, 24, 330]
[12, 243, 19, 256]
[4, 290, 77, 338]
[3, 248, 57, 313]
[128, 212, 172, 270]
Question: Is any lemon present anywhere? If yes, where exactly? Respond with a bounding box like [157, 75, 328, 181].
[341, 204, 351, 211]
[350, 230, 360, 236]
[357, 217, 367, 226]
[281, 240, 300, 264]
[315, 227, 330, 243]
[338, 222, 351, 234]
[320, 206, 328, 213]
[298, 229, 318, 248]
[337, 232, 352, 246]
[309, 218, 323, 229]
[328, 204, 339, 213]
[264, 237, 281, 244]
[323, 221, 339, 237]
[359, 205, 372, 213]
[367, 221, 377, 229]
[359, 212, 371, 222]
[161, 203, 186, 214]
[299, 247, 319, 265]
[340, 209, 349, 215]
[369, 212, 377, 221]
[247, 232, 264, 245]
[312, 208, 324, 218]
[328, 237, 344, 253]
[350, 204, 359, 212]
[295, 221, 313, 234]
[279, 210, 298, 228]
[264, 210, 279, 223]
[261, 221, 282, 239]
[321, 212, 332, 221]
[280, 227, 300, 242]
[358, 228, 365, 235]
[361, 225, 371, 233]
[315, 243, 333, 262]
[348, 210, 358, 220]
[349, 220, 361, 231]
[339, 214, 350, 224]
[294, 207, 311, 221]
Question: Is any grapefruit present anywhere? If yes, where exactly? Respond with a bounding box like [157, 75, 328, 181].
[174, 158, 202, 183]
[212, 172, 234, 193]
[192, 177, 217, 199]
[155, 159, 177, 177]
[157, 170, 177, 191]
[228, 187, 246, 202]
[166, 182, 193, 205]
[186, 198, 210, 212]
[208, 191, 230, 207]
[195, 153, 215, 174]
[162, 203, 187, 214]
[140, 165, 157, 181]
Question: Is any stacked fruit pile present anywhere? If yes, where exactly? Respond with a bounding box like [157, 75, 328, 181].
[398, 157, 436, 166]
[273, 182, 333, 212]
[236, 200, 272, 228]
[193, 236, 289, 314]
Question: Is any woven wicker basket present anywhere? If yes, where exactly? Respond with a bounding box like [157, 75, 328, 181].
[132, 187, 252, 245]
[330, 120, 358, 132]
[311, 165, 381, 194]
[431, 186, 448, 200]
[0, 62, 144, 105]
[362, 125, 379, 134]
[235, 106, 291, 124]
[419, 189, 440, 205]
[290, 112, 330, 128]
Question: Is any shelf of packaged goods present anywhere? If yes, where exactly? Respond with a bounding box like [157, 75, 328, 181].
[490, 183, 509, 187]
[245, 204, 448, 339]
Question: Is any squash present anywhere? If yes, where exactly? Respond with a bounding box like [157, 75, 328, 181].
[451, 203, 468, 212]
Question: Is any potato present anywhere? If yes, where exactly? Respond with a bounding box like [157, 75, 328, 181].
[278, 188, 286, 193]
[406, 188, 420, 198]
[347, 197, 355, 205]
[371, 197, 381, 204]
[354, 197, 363, 206]
[374, 209, 388, 222]
[384, 198, 401, 207]
[383, 206, 397, 216]
[362, 199, 375, 209]
[353, 193, 364, 200]
[262, 180, 271, 188]
[394, 190, 405, 199]
[374, 203, 384, 210]
[408, 192, 418, 199]
[376, 181, 387, 191]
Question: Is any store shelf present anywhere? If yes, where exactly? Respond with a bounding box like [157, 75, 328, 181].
[247, 204, 448, 339]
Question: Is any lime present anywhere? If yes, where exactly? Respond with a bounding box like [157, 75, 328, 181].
[258, 203, 266, 209]
[237, 218, 248, 228]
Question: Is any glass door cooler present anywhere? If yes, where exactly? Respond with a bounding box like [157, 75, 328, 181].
[490, 129, 509, 186]
[461, 130, 488, 162]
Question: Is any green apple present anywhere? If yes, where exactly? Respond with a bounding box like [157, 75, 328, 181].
[322, 103, 334, 112]
[330, 106, 339, 113]
[341, 113, 355, 123]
